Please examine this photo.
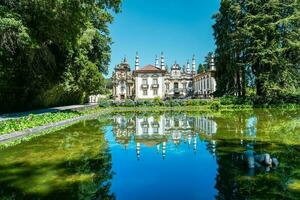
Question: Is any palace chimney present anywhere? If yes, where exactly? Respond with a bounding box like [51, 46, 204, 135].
[186, 60, 191, 73]
[135, 52, 139, 70]
[155, 55, 159, 68]
[160, 52, 166, 70]
[192, 55, 196, 74]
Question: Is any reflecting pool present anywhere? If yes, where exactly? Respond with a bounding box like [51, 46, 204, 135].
[0, 109, 299, 199]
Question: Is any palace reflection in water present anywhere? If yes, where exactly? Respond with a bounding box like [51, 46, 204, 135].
[0, 110, 299, 199]
[109, 111, 300, 200]
[112, 113, 218, 160]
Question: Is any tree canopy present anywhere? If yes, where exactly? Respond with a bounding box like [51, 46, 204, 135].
[213, 0, 300, 99]
[0, 0, 121, 113]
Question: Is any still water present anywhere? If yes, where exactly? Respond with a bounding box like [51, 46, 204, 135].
[0, 109, 299, 200]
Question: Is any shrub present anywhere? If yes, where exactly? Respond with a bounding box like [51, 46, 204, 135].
[167, 100, 183, 107]
[136, 100, 145, 106]
[210, 100, 221, 110]
[124, 99, 135, 107]
[111, 100, 121, 107]
[219, 96, 239, 105]
[144, 100, 155, 106]
[180, 99, 208, 106]
[153, 97, 164, 106]
[184, 99, 195, 106]
[135, 100, 155, 106]
[98, 99, 111, 108]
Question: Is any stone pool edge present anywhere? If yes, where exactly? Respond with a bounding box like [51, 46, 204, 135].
[0, 108, 112, 144]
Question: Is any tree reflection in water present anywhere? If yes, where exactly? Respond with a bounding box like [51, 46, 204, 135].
[0, 110, 299, 200]
[111, 110, 300, 199]
[0, 120, 115, 200]
[213, 140, 300, 199]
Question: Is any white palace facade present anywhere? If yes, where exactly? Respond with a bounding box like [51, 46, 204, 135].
[112, 52, 216, 100]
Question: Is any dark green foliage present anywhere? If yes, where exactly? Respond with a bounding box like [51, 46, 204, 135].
[213, 0, 300, 99]
[197, 64, 205, 73]
[165, 100, 182, 107]
[135, 100, 156, 107]
[124, 99, 136, 107]
[153, 97, 164, 106]
[99, 99, 112, 108]
[0, 112, 80, 135]
[0, 0, 121, 113]
[109, 99, 211, 108]
[219, 95, 300, 107]
[184, 99, 208, 106]
[209, 100, 221, 110]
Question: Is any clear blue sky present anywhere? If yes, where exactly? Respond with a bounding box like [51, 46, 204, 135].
[107, 0, 220, 77]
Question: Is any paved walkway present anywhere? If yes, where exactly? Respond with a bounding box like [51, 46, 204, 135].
[0, 103, 98, 122]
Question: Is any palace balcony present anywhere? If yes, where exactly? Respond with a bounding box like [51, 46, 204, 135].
[174, 88, 182, 93]
[151, 84, 159, 88]
[141, 84, 149, 89]
[151, 122, 160, 128]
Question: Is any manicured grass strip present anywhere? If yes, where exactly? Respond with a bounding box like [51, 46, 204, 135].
[0, 107, 107, 135]
[0, 112, 81, 135]
[0, 121, 74, 149]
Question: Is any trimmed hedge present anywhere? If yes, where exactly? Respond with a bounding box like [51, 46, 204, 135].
[98, 95, 299, 109]
[98, 99, 211, 108]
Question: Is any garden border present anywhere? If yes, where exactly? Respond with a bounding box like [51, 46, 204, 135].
[0, 109, 111, 144]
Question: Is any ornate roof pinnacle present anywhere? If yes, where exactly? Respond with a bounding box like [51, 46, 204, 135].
[123, 56, 127, 63]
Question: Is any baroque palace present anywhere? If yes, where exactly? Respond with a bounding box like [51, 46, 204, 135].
[112, 52, 216, 100]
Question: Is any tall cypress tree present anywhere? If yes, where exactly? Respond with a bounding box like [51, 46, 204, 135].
[213, 0, 300, 99]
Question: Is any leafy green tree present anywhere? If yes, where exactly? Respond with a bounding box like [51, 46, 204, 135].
[197, 64, 205, 73]
[213, 0, 300, 100]
[0, 0, 121, 113]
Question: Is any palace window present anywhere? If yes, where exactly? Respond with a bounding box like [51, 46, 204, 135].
[143, 127, 148, 134]
[174, 120, 179, 127]
[153, 78, 158, 84]
[153, 89, 158, 95]
[143, 89, 147, 95]
[166, 119, 171, 127]
[183, 83, 187, 90]
[166, 83, 169, 90]
[142, 78, 148, 84]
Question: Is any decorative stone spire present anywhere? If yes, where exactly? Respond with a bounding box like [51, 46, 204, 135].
[186, 60, 191, 73]
[135, 52, 139, 70]
[155, 55, 159, 68]
[193, 136, 197, 154]
[136, 142, 140, 161]
[123, 56, 128, 63]
[162, 142, 166, 160]
[192, 55, 196, 73]
[188, 134, 192, 146]
[156, 144, 160, 153]
[160, 52, 165, 70]
[210, 56, 216, 71]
